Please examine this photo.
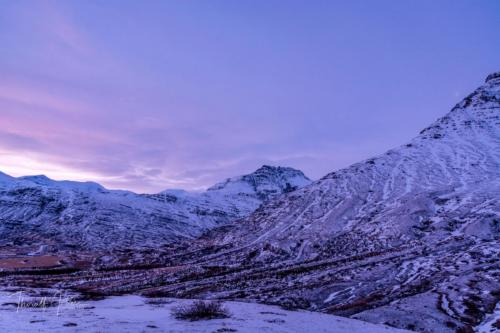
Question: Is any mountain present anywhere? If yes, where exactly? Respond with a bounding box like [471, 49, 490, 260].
[222, 73, 500, 256]
[0, 165, 310, 252]
[18, 175, 106, 192]
[150, 165, 311, 223]
[206, 165, 311, 199]
[82, 72, 497, 333]
[1, 73, 498, 333]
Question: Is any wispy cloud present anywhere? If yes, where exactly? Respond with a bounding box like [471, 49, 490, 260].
[0, 1, 497, 192]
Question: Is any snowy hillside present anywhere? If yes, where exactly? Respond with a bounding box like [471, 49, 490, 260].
[73, 72, 498, 333]
[191, 72, 499, 332]
[0, 166, 310, 251]
[220, 73, 500, 255]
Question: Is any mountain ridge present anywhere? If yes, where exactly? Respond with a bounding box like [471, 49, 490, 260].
[86, 71, 499, 333]
[221, 71, 500, 255]
[0, 165, 311, 251]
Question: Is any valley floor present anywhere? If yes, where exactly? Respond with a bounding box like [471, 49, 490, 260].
[0, 292, 411, 333]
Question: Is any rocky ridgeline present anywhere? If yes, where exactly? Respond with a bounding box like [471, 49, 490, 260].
[0, 166, 310, 252]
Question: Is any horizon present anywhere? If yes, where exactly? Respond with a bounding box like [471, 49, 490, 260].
[1, 1, 500, 192]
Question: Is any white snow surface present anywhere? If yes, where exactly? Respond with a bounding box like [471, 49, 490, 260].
[0, 292, 410, 333]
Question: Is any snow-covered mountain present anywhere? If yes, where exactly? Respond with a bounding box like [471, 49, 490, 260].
[199, 72, 499, 331]
[0, 166, 310, 252]
[220, 73, 500, 257]
[84, 72, 498, 333]
[207, 165, 311, 199]
[150, 165, 311, 223]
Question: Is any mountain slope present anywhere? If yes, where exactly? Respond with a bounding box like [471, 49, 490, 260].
[204, 72, 500, 332]
[221, 73, 500, 256]
[0, 166, 310, 252]
[94, 72, 499, 333]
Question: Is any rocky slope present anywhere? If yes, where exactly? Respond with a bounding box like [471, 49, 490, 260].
[190, 71, 499, 332]
[49, 72, 497, 333]
[220, 73, 499, 256]
[0, 166, 310, 252]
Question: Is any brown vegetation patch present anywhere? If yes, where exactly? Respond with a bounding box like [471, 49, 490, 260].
[0, 255, 62, 269]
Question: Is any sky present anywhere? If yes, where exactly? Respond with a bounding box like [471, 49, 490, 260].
[0, 0, 499, 193]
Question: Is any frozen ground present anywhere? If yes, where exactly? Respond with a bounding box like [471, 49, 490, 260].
[0, 292, 410, 333]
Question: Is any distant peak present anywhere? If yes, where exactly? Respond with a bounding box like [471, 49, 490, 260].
[256, 165, 281, 171]
[485, 71, 500, 83]
[207, 165, 311, 196]
[0, 171, 15, 183]
[254, 165, 307, 176]
[17, 174, 105, 191]
[19, 175, 52, 183]
[255, 165, 285, 173]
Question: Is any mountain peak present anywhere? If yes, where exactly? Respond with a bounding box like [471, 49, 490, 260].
[485, 71, 500, 83]
[453, 72, 500, 114]
[207, 165, 311, 200]
[256, 164, 285, 171]
[253, 165, 309, 178]
[17, 174, 105, 191]
[18, 175, 53, 185]
[256, 164, 280, 171]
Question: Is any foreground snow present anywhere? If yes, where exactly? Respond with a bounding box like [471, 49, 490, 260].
[0, 293, 410, 333]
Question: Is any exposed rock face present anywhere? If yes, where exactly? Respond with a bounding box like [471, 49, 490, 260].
[0, 166, 310, 251]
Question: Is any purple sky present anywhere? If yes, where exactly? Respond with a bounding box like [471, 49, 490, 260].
[1, 0, 499, 193]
